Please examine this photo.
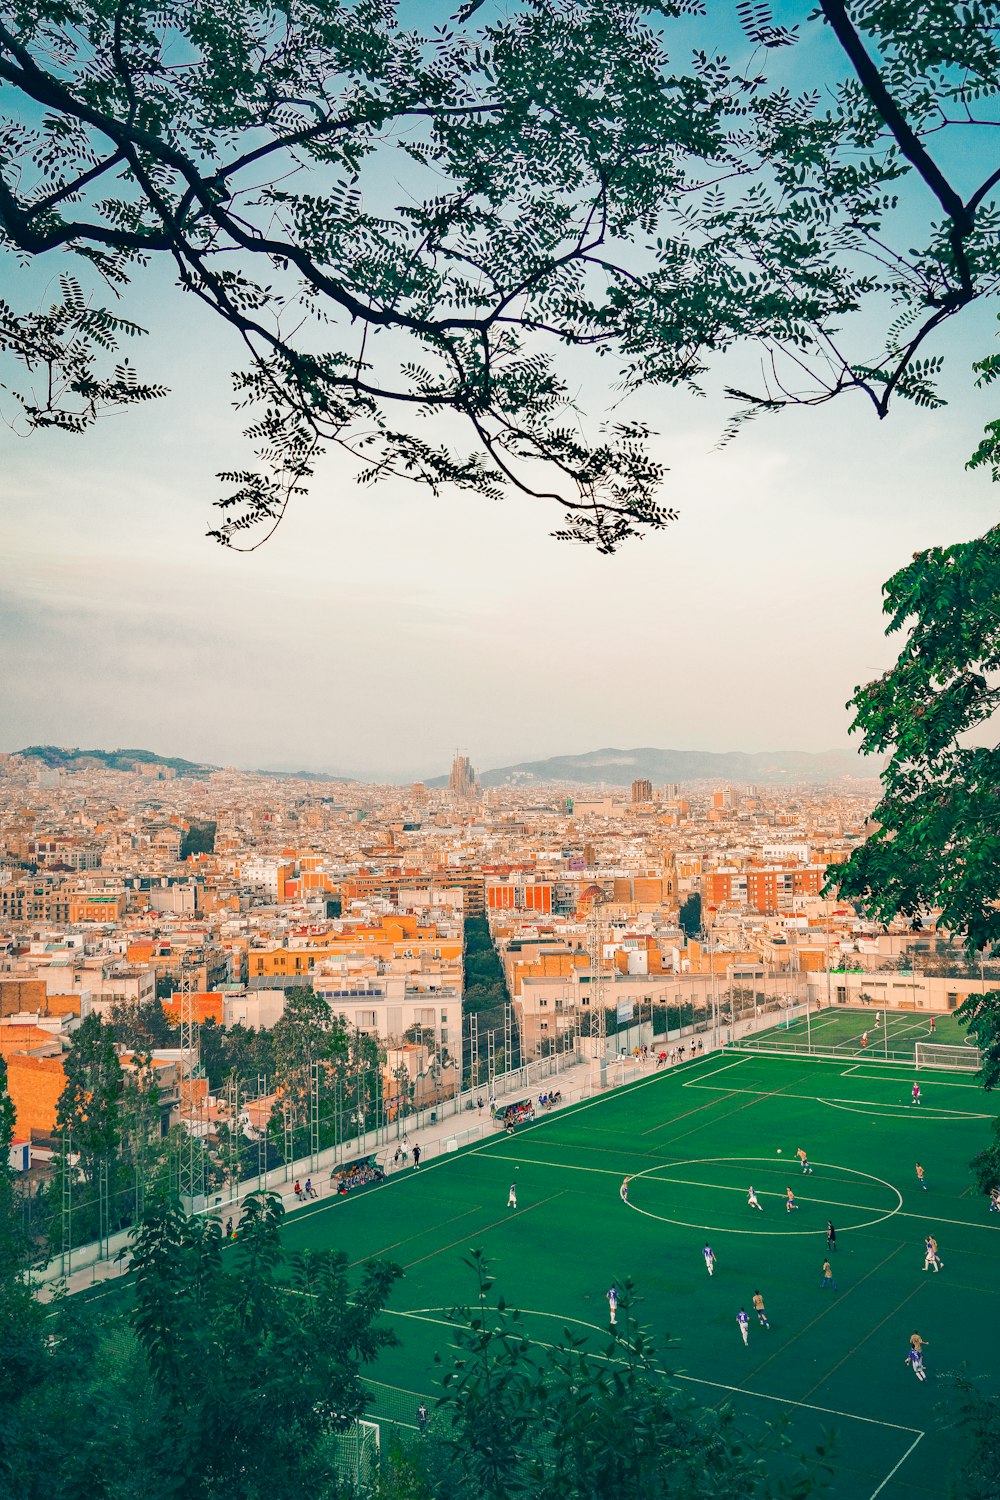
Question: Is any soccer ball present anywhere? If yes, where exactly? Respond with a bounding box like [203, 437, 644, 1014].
[777, 1148, 782, 1154]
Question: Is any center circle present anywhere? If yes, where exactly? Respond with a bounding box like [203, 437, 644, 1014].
[624, 1156, 902, 1236]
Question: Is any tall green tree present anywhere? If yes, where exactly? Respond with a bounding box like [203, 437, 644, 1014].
[408, 1254, 829, 1500]
[270, 987, 372, 1157]
[4, 1191, 402, 1500]
[0, 1056, 45, 1494]
[56, 1013, 124, 1166]
[832, 527, 1000, 1085]
[8, 3, 1000, 551]
[679, 893, 702, 941]
[108, 996, 176, 1052]
[199, 1017, 276, 1092]
[129, 1191, 402, 1499]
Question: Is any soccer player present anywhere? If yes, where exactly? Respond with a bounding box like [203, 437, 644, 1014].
[915, 1162, 927, 1190]
[620, 1175, 631, 1204]
[928, 1016, 937, 1035]
[747, 1185, 763, 1211]
[861, 1031, 869, 1049]
[224, 1217, 233, 1241]
[875, 1010, 882, 1028]
[922, 1234, 942, 1272]
[796, 1147, 813, 1175]
[989, 1186, 1000, 1213]
[904, 1347, 927, 1382]
[508, 1180, 517, 1210]
[820, 1259, 838, 1290]
[737, 1307, 750, 1346]
[412, 1146, 421, 1170]
[785, 1186, 799, 1213]
[417, 1402, 429, 1432]
[703, 1244, 716, 1276]
[606, 1285, 619, 1326]
[752, 1290, 769, 1328]
[826, 1220, 837, 1252]
[912, 1081, 921, 1106]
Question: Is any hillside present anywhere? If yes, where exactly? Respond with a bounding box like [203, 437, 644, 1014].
[428, 745, 875, 788]
[15, 745, 217, 777]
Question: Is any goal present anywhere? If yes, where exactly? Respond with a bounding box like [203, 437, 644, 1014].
[331, 1418, 380, 1494]
[914, 1042, 981, 1072]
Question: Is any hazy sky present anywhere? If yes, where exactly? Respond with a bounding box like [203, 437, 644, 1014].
[2, 8, 998, 782]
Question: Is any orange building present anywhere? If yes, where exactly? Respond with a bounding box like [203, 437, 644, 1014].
[0, 978, 48, 1016]
[746, 866, 824, 913]
[160, 991, 224, 1025]
[5, 1054, 66, 1137]
[487, 879, 552, 914]
[68, 892, 127, 924]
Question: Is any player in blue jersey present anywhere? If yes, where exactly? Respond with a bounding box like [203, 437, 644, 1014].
[703, 1244, 716, 1276]
[737, 1308, 750, 1345]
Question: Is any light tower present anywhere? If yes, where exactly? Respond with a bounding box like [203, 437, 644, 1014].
[584, 884, 608, 1089]
[177, 968, 203, 1206]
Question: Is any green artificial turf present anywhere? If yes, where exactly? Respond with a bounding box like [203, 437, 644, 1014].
[738, 1005, 974, 1062]
[282, 1049, 1000, 1500]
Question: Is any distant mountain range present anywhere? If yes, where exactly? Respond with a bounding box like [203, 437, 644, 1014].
[428, 745, 876, 788]
[10, 743, 875, 787]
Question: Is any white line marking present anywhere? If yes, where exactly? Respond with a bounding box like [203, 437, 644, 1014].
[388, 1306, 924, 1446]
[820, 1098, 992, 1120]
[868, 1430, 925, 1500]
[680, 1057, 752, 1085]
[625, 1157, 902, 1236]
[685, 1080, 990, 1118]
[471, 1148, 1000, 1235]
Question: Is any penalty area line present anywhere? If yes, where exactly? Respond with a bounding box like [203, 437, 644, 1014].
[387, 1307, 923, 1456]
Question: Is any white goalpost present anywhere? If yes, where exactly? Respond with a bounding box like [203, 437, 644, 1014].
[332, 1417, 381, 1493]
[914, 1042, 982, 1072]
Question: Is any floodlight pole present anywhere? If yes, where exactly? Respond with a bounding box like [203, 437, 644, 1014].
[588, 892, 608, 1087]
[806, 981, 812, 1050]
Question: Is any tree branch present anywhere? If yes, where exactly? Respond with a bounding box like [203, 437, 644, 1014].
[818, 0, 975, 302]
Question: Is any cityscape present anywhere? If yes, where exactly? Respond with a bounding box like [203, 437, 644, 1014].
[3, 2, 1000, 1498]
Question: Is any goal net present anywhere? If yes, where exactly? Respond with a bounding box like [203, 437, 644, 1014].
[331, 1418, 380, 1494]
[914, 1042, 982, 1073]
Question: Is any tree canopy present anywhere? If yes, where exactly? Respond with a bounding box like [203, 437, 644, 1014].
[56, 1010, 124, 1167]
[5, 1, 1000, 550]
[403, 1251, 829, 1499]
[831, 525, 1000, 1085]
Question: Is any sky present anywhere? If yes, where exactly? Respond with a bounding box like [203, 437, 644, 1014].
[2, 5, 998, 783]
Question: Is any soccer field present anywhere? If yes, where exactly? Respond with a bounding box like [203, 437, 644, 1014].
[738, 1005, 973, 1062]
[280, 1051, 1000, 1500]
